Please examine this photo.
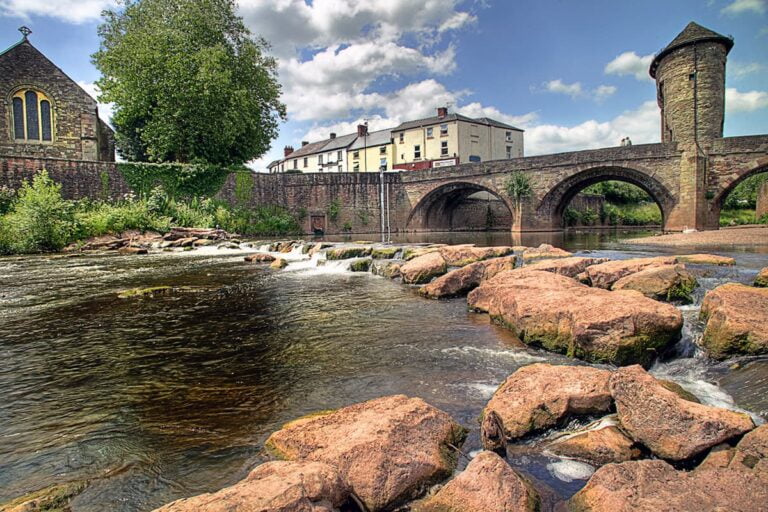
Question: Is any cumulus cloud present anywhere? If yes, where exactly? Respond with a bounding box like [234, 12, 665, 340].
[540, 80, 617, 102]
[726, 88, 768, 112]
[730, 61, 764, 79]
[0, 0, 115, 23]
[594, 85, 618, 101]
[722, 0, 766, 15]
[604, 51, 655, 81]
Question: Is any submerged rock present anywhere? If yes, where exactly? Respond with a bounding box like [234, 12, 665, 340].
[482, 363, 613, 441]
[244, 252, 276, 263]
[521, 243, 572, 262]
[118, 246, 148, 255]
[117, 286, 173, 299]
[308, 242, 333, 256]
[567, 458, 768, 512]
[152, 461, 350, 512]
[546, 420, 641, 466]
[265, 395, 467, 512]
[612, 264, 698, 303]
[371, 260, 402, 279]
[412, 451, 539, 512]
[523, 256, 610, 278]
[756, 267, 768, 287]
[325, 246, 372, 260]
[609, 365, 754, 461]
[0, 481, 87, 512]
[582, 256, 678, 289]
[350, 258, 372, 272]
[700, 283, 768, 359]
[438, 245, 513, 266]
[419, 256, 516, 298]
[677, 253, 736, 266]
[400, 252, 448, 284]
[468, 270, 683, 366]
[270, 258, 288, 269]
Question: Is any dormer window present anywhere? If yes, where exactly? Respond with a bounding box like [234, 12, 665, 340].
[12, 89, 53, 142]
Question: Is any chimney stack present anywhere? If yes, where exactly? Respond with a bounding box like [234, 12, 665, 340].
[283, 146, 294, 157]
[301, 141, 309, 147]
[357, 124, 368, 137]
[437, 106, 448, 118]
[330, 133, 336, 139]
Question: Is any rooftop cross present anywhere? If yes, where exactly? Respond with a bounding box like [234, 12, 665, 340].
[18, 26, 32, 39]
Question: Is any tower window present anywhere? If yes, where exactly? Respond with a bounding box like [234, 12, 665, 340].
[11, 89, 53, 142]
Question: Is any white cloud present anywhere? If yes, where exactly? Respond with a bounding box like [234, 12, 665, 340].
[77, 81, 114, 126]
[726, 88, 768, 112]
[730, 61, 764, 78]
[594, 85, 618, 101]
[524, 100, 660, 155]
[722, 0, 766, 15]
[604, 51, 654, 81]
[0, 0, 115, 23]
[544, 79, 584, 98]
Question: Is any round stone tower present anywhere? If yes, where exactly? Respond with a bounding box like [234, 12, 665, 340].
[650, 22, 733, 144]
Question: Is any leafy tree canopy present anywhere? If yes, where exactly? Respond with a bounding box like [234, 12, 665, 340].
[93, 0, 286, 165]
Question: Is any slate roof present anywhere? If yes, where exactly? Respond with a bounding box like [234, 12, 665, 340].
[319, 132, 358, 152]
[650, 22, 733, 78]
[391, 113, 522, 132]
[286, 139, 332, 159]
[348, 129, 392, 150]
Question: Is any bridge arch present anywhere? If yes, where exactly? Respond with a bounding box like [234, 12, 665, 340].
[536, 166, 676, 230]
[709, 163, 768, 222]
[406, 181, 514, 231]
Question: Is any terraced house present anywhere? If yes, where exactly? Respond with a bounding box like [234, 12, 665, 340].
[272, 107, 524, 173]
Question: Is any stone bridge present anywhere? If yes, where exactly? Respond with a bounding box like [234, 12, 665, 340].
[215, 134, 768, 234]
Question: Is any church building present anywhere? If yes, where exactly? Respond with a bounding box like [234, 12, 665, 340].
[0, 27, 115, 162]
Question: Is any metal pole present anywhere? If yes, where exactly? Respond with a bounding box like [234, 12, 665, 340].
[386, 179, 391, 242]
[380, 167, 385, 242]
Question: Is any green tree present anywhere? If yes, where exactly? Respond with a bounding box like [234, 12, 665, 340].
[93, 0, 286, 165]
[504, 171, 532, 222]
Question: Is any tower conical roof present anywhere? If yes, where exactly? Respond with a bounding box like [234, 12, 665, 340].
[650, 22, 733, 78]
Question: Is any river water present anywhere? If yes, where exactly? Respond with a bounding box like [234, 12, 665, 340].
[0, 230, 766, 511]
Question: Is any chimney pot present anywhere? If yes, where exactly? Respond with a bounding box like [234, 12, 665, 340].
[357, 124, 368, 137]
[330, 133, 336, 139]
[283, 145, 294, 157]
[437, 106, 448, 118]
[301, 141, 309, 147]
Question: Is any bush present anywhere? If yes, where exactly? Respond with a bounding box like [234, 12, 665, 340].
[1, 171, 76, 252]
[75, 199, 170, 238]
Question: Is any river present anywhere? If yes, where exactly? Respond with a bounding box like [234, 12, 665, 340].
[0, 230, 766, 511]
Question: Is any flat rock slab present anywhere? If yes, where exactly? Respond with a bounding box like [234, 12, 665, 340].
[523, 256, 610, 278]
[419, 256, 516, 298]
[325, 246, 372, 260]
[582, 256, 678, 289]
[677, 253, 736, 266]
[265, 395, 466, 512]
[521, 243, 572, 262]
[413, 451, 539, 512]
[567, 459, 768, 512]
[152, 461, 350, 512]
[244, 252, 276, 263]
[700, 283, 768, 359]
[612, 264, 697, 303]
[546, 421, 641, 466]
[400, 251, 448, 284]
[482, 363, 613, 441]
[437, 245, 513, 266]
[610, 365, 754, 461]
[468, 270, 683, 366]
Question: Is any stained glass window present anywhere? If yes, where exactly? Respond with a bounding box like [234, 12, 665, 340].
[40, 100, 52, 141]
[25, 90, 39, 140]
[12, 97, 24, 139]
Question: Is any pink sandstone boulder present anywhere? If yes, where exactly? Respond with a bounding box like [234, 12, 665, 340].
[437, 245, 513, 266]
[546, 420, 641, 466]
[697, 424, 768, 477]
[402, 245, 446, 261]
[244, 252, 276, 263]
[467, 270, 683, 366]
[412, 451, 539, 512]
[677, 253, 736, 266]
[400, 251, 449, 284]
[756, 267, 768, 287]
[152, 461, 350, 512]
[270, 258, 288, 269]
[419, 256, 516, 298]
[609, 365, 754, 461]
[482, 364, 613, 441]
[265, 395, 467, 512]
[611, 264, 698, 303]
[582, 256, 678, 289]
[521, 243, 572, 262]
[523, 256, 610, 278]
[700, 283, 768, 359]
[567, 458, 768, 512]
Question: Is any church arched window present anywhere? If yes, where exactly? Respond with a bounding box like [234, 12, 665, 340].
[11, 89, 54, 142]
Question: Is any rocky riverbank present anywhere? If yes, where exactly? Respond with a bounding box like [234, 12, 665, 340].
[625, 225, 768, 248]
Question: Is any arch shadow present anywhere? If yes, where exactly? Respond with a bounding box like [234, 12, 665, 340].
[537, 166, 676, 230]
[406, 181, 513, 231]
[709, 164, 768, 220]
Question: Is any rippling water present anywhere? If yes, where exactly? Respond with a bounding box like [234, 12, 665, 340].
[0, 230, 766, 511]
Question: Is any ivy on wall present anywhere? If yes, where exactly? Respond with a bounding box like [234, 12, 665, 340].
[234, 171, 255, 205]
[116, 162, 233, 199]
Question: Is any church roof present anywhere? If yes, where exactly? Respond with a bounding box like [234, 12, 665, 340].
[650, 22, 734, 78]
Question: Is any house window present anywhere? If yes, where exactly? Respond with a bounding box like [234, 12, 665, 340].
[399, 132, 404, 143]
[379, 146, 386, 155]
[505, 131, 513, 142]
[426, 127, 433, 138]
[353, 151, 360, 159]
[440, 124, 448, 136]
[12, 89, 53, 142]
[414, 145, 421, 159]
[380, 158, 387, 170]
[470, 124, 478, 137]
[506, 145, 513, 159]
[337, 150, 342, 161]
[353, 163, 360, 172]
[318, 154, 323, 164]
[293, 159, 298, 169]
[303, 157, 308, 168]
[441, 141, 448, 156]
[338, 165, 342, 172]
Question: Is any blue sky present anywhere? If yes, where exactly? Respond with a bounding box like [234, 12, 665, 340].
[1, 0, 766, 169]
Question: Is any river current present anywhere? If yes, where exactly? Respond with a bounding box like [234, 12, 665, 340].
[0, 230, 766, 511]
